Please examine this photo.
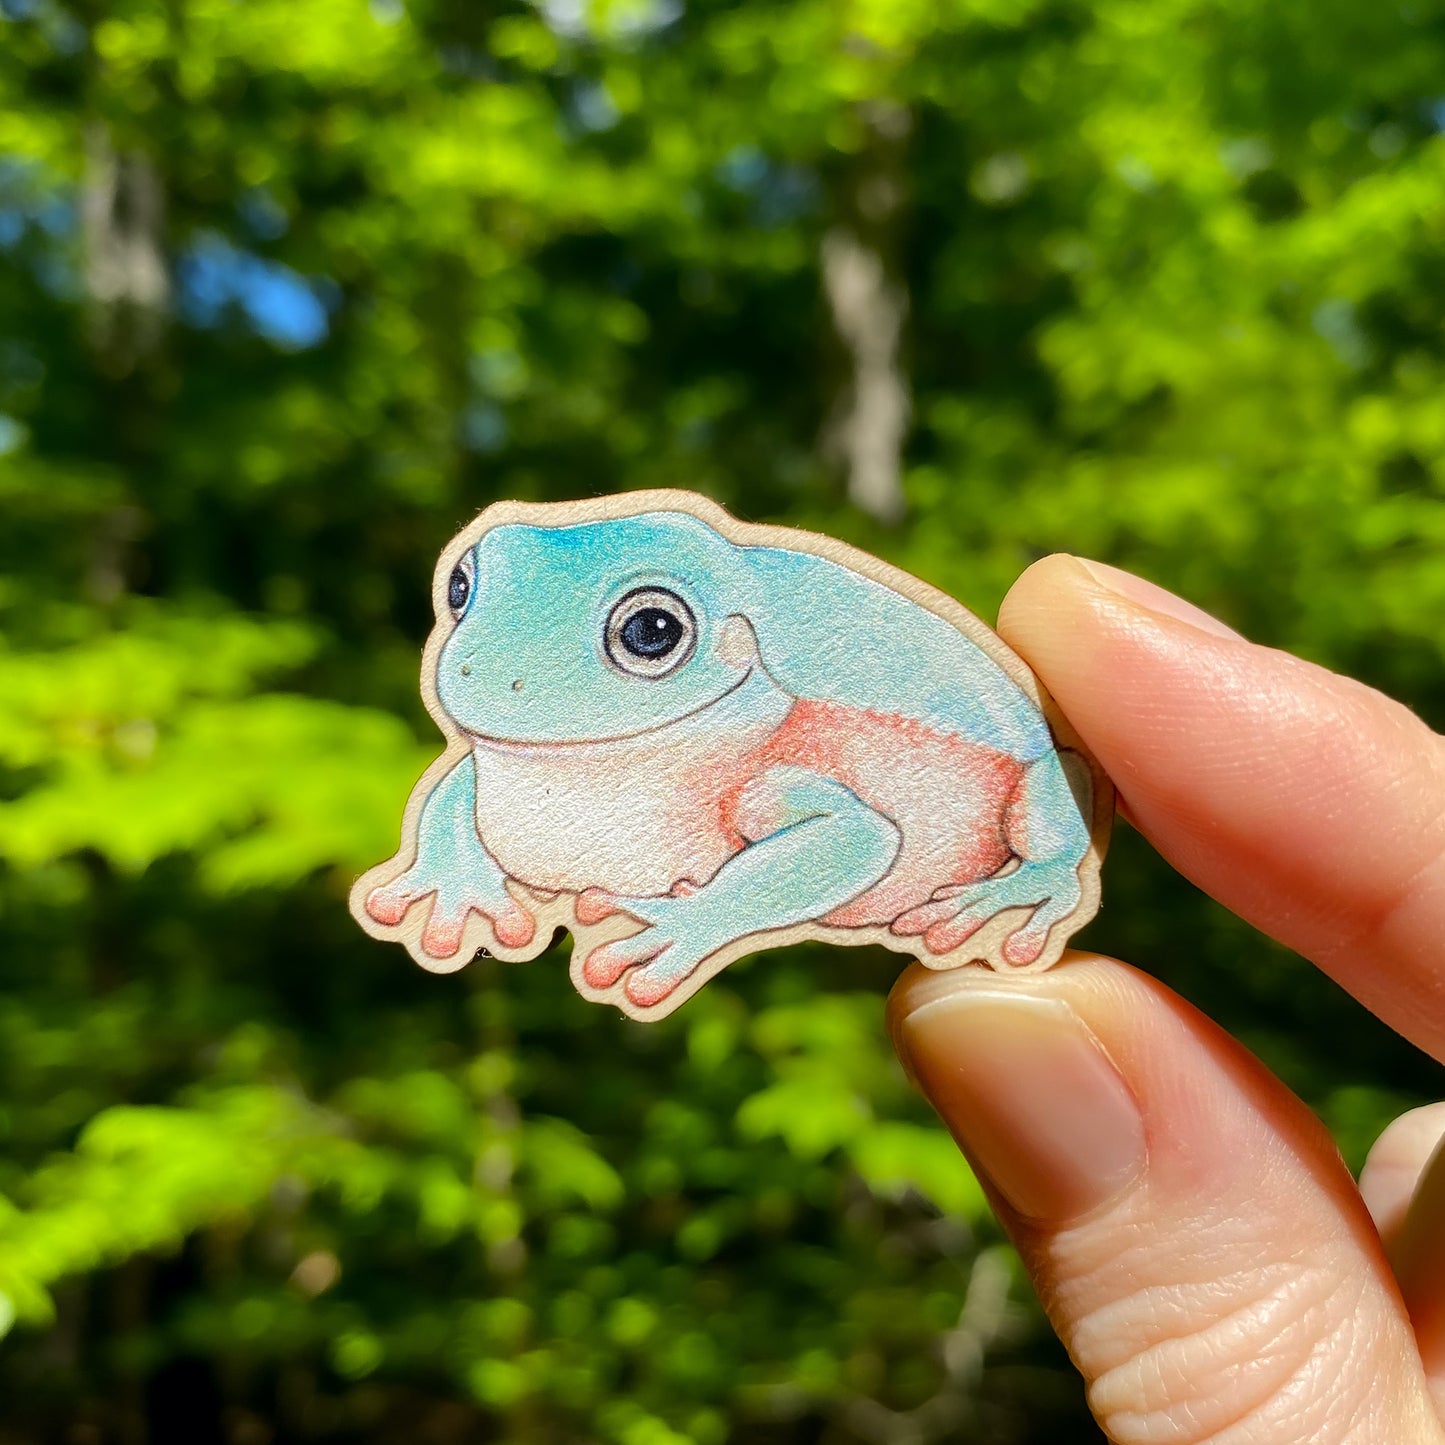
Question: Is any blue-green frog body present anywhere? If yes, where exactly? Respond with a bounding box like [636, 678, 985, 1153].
[352, 492, 1110, 1019]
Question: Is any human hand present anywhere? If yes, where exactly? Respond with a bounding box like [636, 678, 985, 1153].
[887, 556, 1445, 1444]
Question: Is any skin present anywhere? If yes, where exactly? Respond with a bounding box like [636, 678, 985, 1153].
[365, 509, 1098, 1011]
[888, 555, 1445, 1443]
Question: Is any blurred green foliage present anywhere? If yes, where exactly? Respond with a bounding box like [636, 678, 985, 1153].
[1, 0, 1444, 1440]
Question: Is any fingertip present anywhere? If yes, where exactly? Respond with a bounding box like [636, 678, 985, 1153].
[997, 554, 1245, 730]
[1361, 1102, 1445, 1250]
[999, 552, 1090, 613]
[888, 956, 1146, 1223]
[1383, 1121, 1445, 1413]
[1000, 552, 1241, 646]
[887, 950, 1128, 1039]
[996, 554, 1097, 665]
[998, 553, 1445, 1066]
[884, 954, 1440, 1442]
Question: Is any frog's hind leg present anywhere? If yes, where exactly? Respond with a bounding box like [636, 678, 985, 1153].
[575, 766, 900, 1013]
[892, 749, 1092, 967]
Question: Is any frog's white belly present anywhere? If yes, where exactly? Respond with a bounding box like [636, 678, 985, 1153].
[470, 672, 792, 896]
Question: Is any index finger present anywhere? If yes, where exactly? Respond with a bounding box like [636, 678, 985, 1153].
[998, 554, 1445, 1063]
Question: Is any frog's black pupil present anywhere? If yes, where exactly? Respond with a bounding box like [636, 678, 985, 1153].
[448, 567, 469, 613]
[621, 607, 682, 658]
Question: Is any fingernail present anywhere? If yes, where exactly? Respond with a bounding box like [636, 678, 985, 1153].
[895, 989, 1145, 1222]
[1072, 558, 1243, 641]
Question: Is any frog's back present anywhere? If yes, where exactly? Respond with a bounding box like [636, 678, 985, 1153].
[739, 544, 1052, 763]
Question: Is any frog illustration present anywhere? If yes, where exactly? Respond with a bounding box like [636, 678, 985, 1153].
[351, 491, 1110, 1019]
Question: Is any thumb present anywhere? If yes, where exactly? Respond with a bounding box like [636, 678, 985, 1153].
[887, 956, 1445, 1445]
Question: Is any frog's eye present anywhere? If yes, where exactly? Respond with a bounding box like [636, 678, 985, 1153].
[447, 550, 475, 620]
[605, 588, 697, 678]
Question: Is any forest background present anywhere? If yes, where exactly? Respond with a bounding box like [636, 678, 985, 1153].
[3, 0, 1445, 1441]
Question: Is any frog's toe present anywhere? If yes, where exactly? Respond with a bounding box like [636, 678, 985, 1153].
[1001, 888, 1080, 966]
[411, 888, 534, 959]
[921, 909, 989, 955]
[490, 900, 536, 950]
[421, 914, 465, 958]
[366, 886, 411, 927]
[581, 928, 667, 990]
[576, 889, 674, 929]
[576, 888, 623, 926]
[891, 895, 963, 938]
[895, 882, 995, 949]
[1002, 918, 1049, 966]
[623, 950, 685, 1008]
[367, 877, 433, 927]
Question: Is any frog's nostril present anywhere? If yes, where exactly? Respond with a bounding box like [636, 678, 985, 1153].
[511, 678, 524, 692]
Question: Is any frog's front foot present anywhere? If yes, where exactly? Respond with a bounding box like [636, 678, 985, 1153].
[574, 892, 717, 1010]
[366, 867, 536, 959]
[892, 858, 1082, 966]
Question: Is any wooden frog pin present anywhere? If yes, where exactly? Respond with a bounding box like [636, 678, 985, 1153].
[351, 492, 1111, 1020]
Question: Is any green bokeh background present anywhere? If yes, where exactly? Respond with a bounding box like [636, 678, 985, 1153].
[2, 1, 1444, 1440]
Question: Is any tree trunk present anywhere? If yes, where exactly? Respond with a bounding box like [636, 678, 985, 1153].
[82, 120, 168, 374]
[821, 99, 912, 524]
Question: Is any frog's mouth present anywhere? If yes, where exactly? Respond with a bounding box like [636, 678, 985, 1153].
[467, 662, 789, 752]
